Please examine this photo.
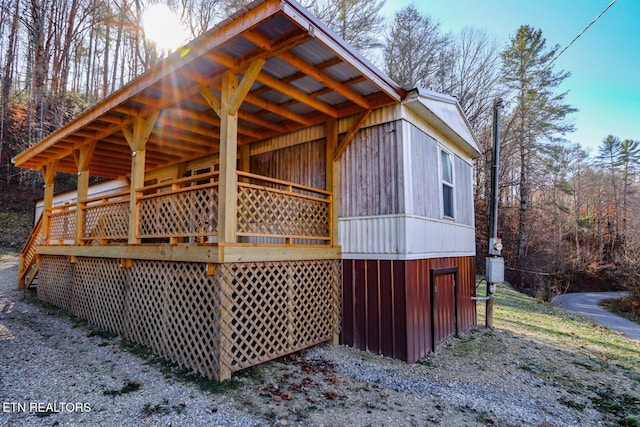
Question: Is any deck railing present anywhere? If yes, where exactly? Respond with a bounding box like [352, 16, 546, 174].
[137, 171, 219, 242]
[82, 190, 130, 243]
[17, 215, 45, 288]
[236, 171, 332, 244]
[37, 171, 332, 246]
[48, 202, 77, 243]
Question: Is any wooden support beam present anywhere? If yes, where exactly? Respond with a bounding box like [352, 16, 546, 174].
[217, 72, 240, 244]
[201, 58, 265, 119]
[41, 160, 59, 244]
[199, 86, 221, 117]
[73, 144, 95, 245]
[123, 112, 158, 244]
[333, 110, 371, 162]
[229, 59, 265, 114]
[207, 51, 337, 120]
[325, 120, 339, 248]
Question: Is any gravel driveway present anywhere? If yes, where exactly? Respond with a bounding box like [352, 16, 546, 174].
[0, 252, 628, 426]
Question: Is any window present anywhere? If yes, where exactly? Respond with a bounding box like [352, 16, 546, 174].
[441, 150, 454, 218]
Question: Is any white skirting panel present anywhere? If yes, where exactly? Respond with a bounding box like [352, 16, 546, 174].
[338, 215, 475, 260]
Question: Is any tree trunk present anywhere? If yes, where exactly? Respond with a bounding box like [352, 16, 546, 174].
[516, 138, 528, 267]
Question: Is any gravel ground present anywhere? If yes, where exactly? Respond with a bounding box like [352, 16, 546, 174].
[0, 252, 634, 426]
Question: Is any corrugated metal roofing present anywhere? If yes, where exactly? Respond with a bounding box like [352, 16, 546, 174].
[12, 0, 406, 178]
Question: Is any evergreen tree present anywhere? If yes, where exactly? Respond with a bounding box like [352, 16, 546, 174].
[500, 25, 576, 268]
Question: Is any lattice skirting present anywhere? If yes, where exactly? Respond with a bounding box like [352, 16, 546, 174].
[36, 255, 340, 380]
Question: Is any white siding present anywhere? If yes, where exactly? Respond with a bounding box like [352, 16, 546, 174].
[338, 121, 404, 217]
[408, 123, 440, 218]
[338, 215, 475, 259]
[455, 155, 474, 226]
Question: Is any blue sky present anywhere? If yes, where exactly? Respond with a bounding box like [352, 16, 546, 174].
[380, 0, 639, 154]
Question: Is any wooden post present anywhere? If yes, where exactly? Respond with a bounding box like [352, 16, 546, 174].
[217, 72, 240, 245]
[73, 143, 96, 245]
[123, 113, 158, 244]
[210, 60, 264, 246]
[325, 120, 340, 345]
[41, 161, 58, 244]
[326, 120, 339, 247]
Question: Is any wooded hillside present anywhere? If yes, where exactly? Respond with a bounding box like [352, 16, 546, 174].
[0, 0, 637, 298]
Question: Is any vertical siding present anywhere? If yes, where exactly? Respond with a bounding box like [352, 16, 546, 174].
[340, 259, 408, 361]
[404, 259, 432, 363]
[251, 138, 326, 189]
[431, 268, 457, 349]
[409, 124, 440, 218]
[341, 256, 476, 363]
[339, 121, 404, 217]
[455, 156, 474, 226]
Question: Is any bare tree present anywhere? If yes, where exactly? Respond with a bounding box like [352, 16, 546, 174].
[313, 0, 385, 54]
[383, 4, 450, 90]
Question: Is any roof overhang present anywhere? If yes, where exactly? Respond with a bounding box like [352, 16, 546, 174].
[13, 0, 405, 179]
[403, 88, 481, 158]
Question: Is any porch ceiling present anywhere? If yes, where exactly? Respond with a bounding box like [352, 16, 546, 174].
[12, 0, 404, 179]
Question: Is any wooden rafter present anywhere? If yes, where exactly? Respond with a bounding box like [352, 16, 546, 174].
[333, 110, 371, 161]
[243, 30, 370, 109]
[12, 0, 403, 180]
[207, 51, 338, 118]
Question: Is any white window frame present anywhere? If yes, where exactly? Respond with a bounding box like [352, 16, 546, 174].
[440, 148, 455, 219]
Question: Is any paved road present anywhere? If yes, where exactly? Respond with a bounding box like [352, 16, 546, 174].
[553, 291, 640, 341]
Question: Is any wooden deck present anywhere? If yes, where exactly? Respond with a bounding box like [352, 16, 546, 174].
[21, 171, 340, 381]
[31, 171, 337, 264]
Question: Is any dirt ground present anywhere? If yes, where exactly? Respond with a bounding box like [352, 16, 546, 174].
[2, 250, 640, 426]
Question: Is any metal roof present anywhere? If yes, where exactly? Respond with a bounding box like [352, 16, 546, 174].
[403, 88, 482, 158]
[13, 0, 405, 179]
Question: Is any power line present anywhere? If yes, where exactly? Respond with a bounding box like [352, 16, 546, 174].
[544, 0, 618, 71]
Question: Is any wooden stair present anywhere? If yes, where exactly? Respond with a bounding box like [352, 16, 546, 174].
[18, 216, 44, 289]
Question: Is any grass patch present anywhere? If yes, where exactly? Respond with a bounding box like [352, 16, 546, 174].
[119, 340, 252, 394]
[490, 283, 640, 369]
[104, 380, 141, 396]
[141, 399, 186, 417]
[588, 386, 640, 420]
[600, 297, 640, 325]
[0, 212, 32, 249]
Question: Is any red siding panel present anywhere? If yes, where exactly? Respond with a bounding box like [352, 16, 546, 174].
[392, 260, 407, 361]
[341, 259, 354, 346]
[353, 260, 367, 349]
[340, 256, 476, 363]
[365, 260, 380, 353]
[379, 260, 395, 357]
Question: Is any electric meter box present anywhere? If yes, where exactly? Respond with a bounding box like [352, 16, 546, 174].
[486, 257, 504, 283]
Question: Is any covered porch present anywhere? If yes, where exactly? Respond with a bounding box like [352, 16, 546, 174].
[12, 0, 403, 380]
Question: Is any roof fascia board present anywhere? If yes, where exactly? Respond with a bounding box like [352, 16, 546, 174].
[403, 88, 481, 158]
[281, 0, 405, 102]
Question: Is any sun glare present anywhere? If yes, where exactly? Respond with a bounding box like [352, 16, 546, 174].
[141, 4, 187, 52]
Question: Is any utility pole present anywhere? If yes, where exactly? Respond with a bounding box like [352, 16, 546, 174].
[485, 98, 504, 328]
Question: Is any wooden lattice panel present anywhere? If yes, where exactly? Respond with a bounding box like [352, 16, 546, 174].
[38, 255, 74, 311]
[125, 260, 222, 379]
[289, 261, 341, 347]
[138, 187, 218, 238]
[124, 260, 170, 359]
[162, 263, 221, 379]
[73, 258, 127, 334]
[237, 186, 329, 239]
[35, 256, 339, 381]
[83, 201, 129, 241]
[218, 260, 340, 372]
[49, 210, 76, 240]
